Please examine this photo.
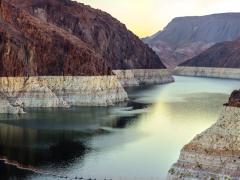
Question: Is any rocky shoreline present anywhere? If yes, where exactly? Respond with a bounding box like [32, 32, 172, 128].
[0, 0, 175, 114]
[0, 72, 175, 114]
[113, 69, 174, 87]
[0, 76, 129, 113]
[173, 66, 240, 79]
[167, 91, 240, 179]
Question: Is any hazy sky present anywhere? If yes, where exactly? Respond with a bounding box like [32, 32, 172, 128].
[78, 0, 240, 37]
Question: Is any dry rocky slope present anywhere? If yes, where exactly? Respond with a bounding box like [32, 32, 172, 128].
[174, 39, 240, 79]
[143, 13, 240, 68]
[167, 90, 240, 179]
[8, 0, 173, 86]
[0, 0, 173, 113]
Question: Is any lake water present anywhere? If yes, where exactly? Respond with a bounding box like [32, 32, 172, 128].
[0, 76, 240, 180]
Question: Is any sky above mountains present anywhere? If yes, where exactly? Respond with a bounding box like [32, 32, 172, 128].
[79, 0, 240, 37]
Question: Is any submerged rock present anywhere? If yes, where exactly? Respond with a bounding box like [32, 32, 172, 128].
[167, 91, 240, 179]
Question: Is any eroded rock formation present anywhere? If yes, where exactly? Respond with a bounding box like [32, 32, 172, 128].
[167, 90, 240, 179]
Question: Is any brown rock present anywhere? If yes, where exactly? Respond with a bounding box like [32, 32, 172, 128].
[0, 0, 110, 76]
[0, 0, 165, 78]
[225, 90, 240, 107]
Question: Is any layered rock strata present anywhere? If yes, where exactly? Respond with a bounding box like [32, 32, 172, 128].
[0, 76, 128, 108]
[0, 93, 24, 114]
[113, 69, 174, 87]
[167, 91, 240, 179]
[0, 0, 173, 113]
[173, 67, 240, 80]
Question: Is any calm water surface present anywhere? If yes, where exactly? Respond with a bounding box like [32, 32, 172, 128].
[0, 76, 240, 180]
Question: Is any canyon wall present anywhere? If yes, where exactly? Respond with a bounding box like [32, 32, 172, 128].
[0, 0, 173, 113]
[9, 0, 166, 71]
[113, 69, 174, 87]
[173, 39, 240, 79]
[0, 76, 128, 108]
[167, 91, 240, 179]
[173, 67, 240, 80]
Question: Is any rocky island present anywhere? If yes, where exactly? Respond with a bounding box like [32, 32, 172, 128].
[167, 90, 240, 179]
[0, 0, 173, 113]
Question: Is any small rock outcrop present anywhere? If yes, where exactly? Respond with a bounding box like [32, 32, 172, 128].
[144, 13, 240, 68]
[167, 90, 240, 179]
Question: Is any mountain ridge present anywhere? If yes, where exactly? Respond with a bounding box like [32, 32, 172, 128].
[144, 13, 240, 68]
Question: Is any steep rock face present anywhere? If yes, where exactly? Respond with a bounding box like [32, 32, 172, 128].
[0, 0, 172, 113]
[0, 76, 128, 107]
[167, 91, 240, 179]
[144, 13, 240, 68]
[0, 0, 129, 112]
[0, 0, 109, 76]
[173, 39, 240, 79]
[8, 0, 166, 70]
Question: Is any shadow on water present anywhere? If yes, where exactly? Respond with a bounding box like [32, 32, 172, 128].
[0, 87, 150, 179]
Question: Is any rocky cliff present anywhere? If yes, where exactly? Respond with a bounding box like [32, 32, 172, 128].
[167, 90, 240, 179]
[173, 39, 240, 79]
[144, 13, 240, 68]
[8, 0, 166, 70]
[0, 0, 173, 113]
[0, 0, 109, 76]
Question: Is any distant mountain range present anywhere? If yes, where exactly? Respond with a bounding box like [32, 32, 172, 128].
[143, 13, 240, 68]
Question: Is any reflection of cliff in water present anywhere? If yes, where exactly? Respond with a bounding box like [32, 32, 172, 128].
[0, 86, 153, 179]
[0, 123, 90, 176]
[0, 103, 149, 179]
[109, 101, 150, 128]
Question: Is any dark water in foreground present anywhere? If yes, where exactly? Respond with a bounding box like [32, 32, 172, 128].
[0, 76, 240, 180]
